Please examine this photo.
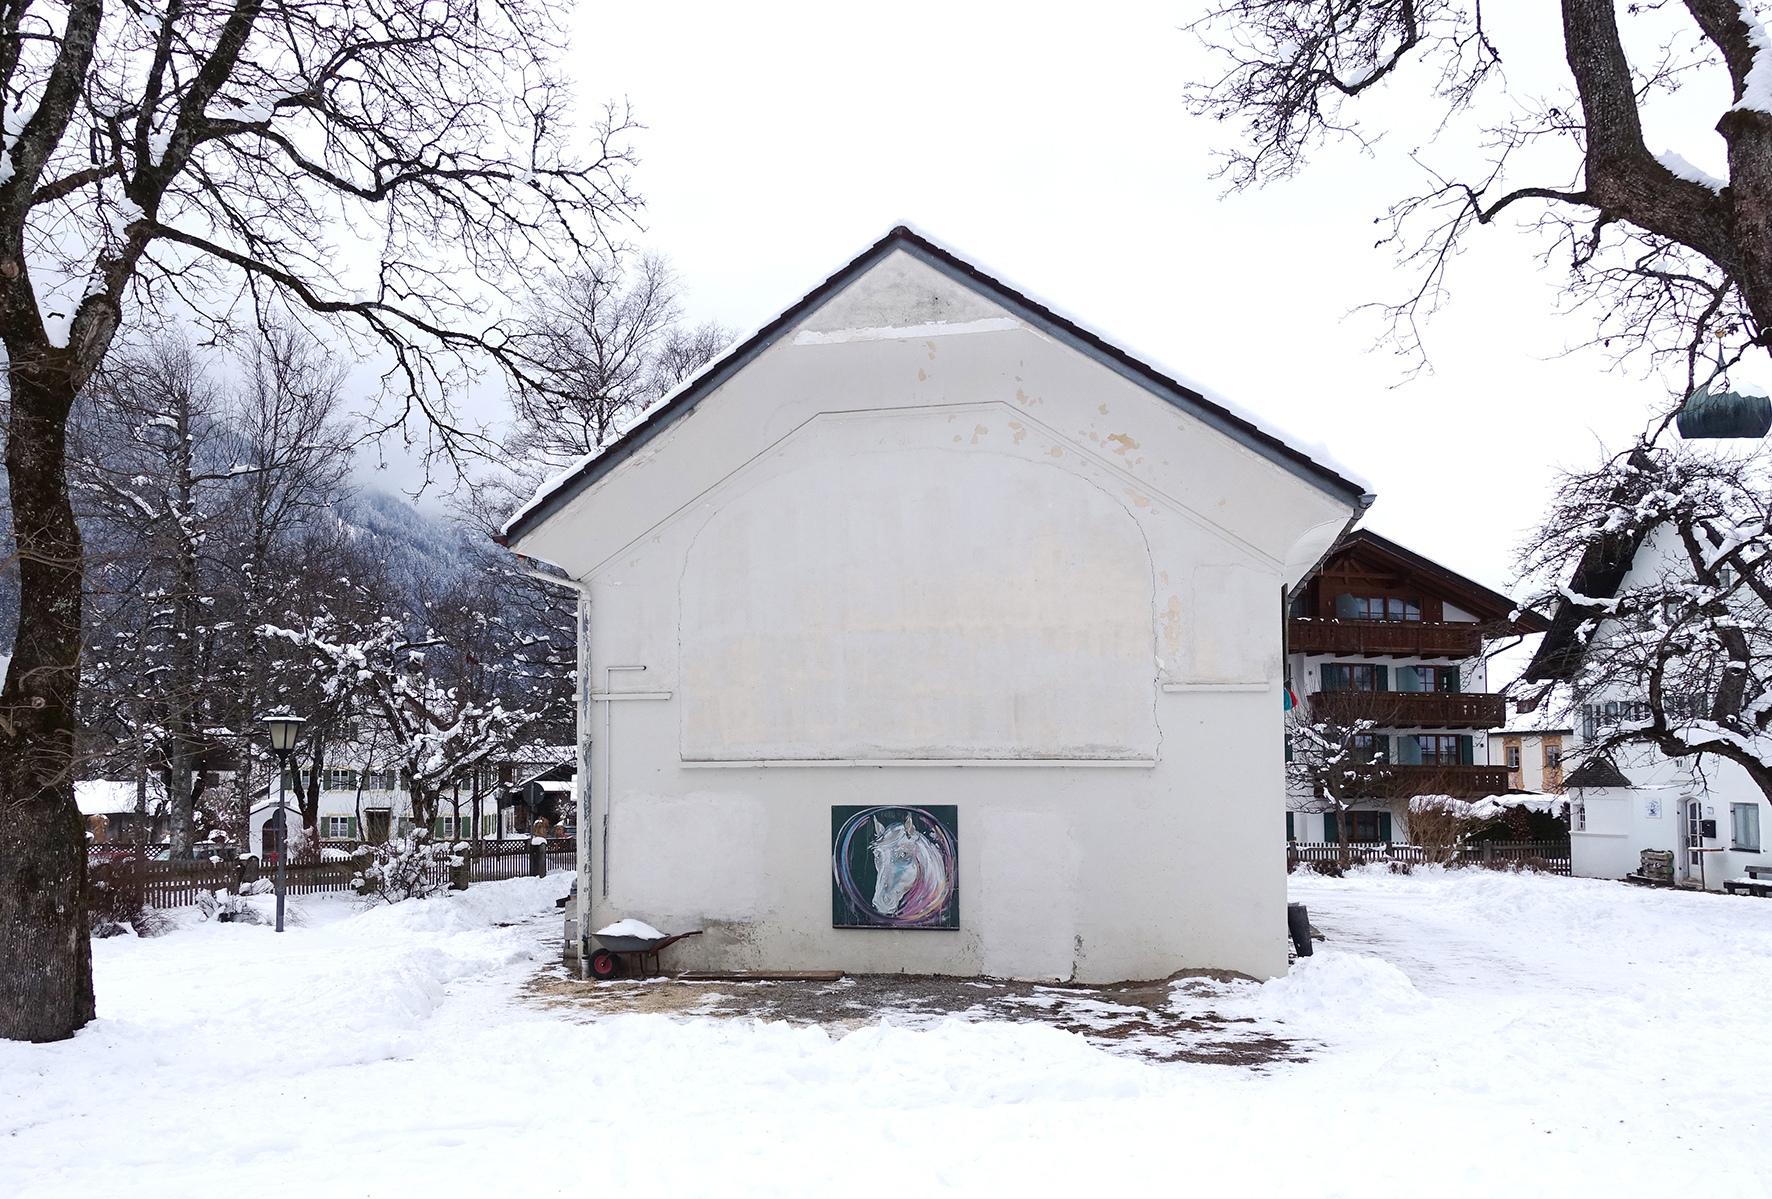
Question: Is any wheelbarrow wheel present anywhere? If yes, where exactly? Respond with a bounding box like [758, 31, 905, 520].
[589, 948, 622, 979]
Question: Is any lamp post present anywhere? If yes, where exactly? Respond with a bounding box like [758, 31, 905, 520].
[262, 714, 307, 933]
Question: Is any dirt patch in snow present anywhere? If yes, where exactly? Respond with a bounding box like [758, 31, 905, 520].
[521, 968, 1306, 1067]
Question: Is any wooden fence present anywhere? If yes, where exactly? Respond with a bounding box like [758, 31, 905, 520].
[94, 843, 576, 910]
[1287, 839, 1572, 876]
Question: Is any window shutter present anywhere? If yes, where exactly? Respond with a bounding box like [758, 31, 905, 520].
[1286, 812, 1295, 842]
[1441, 668, 1461, 694]
[1376, 665, 1389, 691]
[1397, 735, 1422, 765]
[1459, 735, 1474, 766]
[1284, 736, 1293, 763]
[1379, 811, 1392, 842]
[348, 816, 359, 840]
[1323, 812, 1338, 843]
[1376, 735, 1391, 763]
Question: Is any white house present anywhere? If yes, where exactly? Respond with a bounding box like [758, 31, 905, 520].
[1524, 529, 1768, 889]
[499, 226, 1370, 981]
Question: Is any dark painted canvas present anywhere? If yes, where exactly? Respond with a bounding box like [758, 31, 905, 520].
[831, 805, 959, 929]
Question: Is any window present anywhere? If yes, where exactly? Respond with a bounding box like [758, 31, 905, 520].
[1396, 665, 1460, 693]
[1582, 701, 1655, 739]
[324, 769, 359, 792]
[1322, 663, 1384, 692]
[1418, 735, 1463, 767]
[1351, 596, 1421, 622]
[325, 816, 353, 839]
[1323, 810, 1392, 843]
[1574, 801, 1587, 832]
[1351, 733, 1389, 763]
[1543, 743, 1563, 770]
[1506, 745, 1521, 769]
[1733, 803, 1762, 852]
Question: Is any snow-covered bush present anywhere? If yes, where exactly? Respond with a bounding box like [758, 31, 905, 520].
[87, 856, 169, 938]
[350, 835, 461, 904]
[1407, 794, 1505, 864]
[195, 889, 267, 924]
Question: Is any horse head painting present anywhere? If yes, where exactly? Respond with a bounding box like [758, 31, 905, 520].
[831, 805, 959, 929]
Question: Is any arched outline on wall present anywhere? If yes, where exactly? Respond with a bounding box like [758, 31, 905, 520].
[587, 400, 1283, 581]
[671, 405, 1186, 764]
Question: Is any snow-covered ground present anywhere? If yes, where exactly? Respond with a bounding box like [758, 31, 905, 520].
[3, 868, 1768, 1197]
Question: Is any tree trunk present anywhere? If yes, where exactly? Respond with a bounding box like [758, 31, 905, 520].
[0, 369, 95, 1041]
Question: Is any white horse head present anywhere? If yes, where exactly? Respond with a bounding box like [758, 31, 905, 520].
[870, 813, 946, 918]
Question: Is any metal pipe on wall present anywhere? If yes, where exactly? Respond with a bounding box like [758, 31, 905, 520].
[603, 665, 647, 897]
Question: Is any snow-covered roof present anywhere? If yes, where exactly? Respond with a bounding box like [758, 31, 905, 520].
[77, 779, 156, 816]
[501, 224, 1373, 547]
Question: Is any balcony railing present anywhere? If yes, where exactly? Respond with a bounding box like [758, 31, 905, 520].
[1288, 617, 1483, 660]
[1364, 764, 1514, 800]
[1307, 689, 1507, 729]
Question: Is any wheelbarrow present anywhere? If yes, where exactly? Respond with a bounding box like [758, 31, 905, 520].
[588, 929, 703, 979]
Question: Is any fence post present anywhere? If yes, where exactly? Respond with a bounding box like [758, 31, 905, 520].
[451, 853, 470, 891]
[1483, 841, 1494, 866]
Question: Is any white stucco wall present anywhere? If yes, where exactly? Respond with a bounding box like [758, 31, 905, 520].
[1569, 749, 1769, 888]
[514, 248, 1359, 982]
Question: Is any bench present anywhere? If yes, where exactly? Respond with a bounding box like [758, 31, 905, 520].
[1724, 878, 1772, 897]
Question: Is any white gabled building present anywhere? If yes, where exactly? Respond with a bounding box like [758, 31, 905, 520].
[499, 226, 1370, 982]
[1525, 528, 1769, 890]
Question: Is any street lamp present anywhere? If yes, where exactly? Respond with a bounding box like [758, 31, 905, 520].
[262, 713, 307, 933]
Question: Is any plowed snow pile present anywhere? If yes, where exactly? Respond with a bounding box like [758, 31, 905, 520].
[2, 867, 1767, 1197]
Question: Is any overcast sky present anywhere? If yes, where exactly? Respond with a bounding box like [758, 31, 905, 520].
[547, 1, 1742, 609]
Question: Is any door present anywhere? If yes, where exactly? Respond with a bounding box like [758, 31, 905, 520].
[365, 809, 392, 844]
[1682, 798, 1704, 881]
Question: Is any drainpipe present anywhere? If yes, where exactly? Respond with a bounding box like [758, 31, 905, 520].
[603, 665, 648, 898]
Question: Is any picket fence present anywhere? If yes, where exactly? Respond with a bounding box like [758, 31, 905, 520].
[1287, 839, 1572, 876]
[91, 841, 576, 910]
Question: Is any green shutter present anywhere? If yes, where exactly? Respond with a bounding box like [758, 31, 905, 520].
[1379, 811, 1392, 842]
[1284, 735, 1293, 763]
[1375, 734, 1391, 763]
[1459, 735, 1474, 766]
[1286, 812, 1295, 842]
[348, 816, 359, 840]
[1323, 812, 1339, 843]
[1397, 735, 1422, 765]
[1440, 667, 1461, 694]
[1375, 664, 1389, 691]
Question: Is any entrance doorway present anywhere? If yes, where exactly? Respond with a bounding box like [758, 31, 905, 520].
[1682, 798, 1705, 883]
[365, 809, 392, 843]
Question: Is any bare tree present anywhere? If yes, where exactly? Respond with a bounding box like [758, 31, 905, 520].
[1518, 435, 1772, 801]
[1287, 708, 1394, 865]
[0, 0, 639, 1042]
[73, 341, 231, 861]
[1190, 1, 1772, 385]
[487, 253, 733, 514]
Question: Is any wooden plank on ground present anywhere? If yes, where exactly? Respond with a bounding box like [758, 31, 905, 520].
[675, 971, 845, 982]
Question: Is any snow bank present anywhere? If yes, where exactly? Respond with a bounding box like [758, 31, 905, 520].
[1253, 950, 1427, 1031]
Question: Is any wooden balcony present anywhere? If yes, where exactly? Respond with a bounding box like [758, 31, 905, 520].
[1288, 617, 1483, 660]
[1364, 764, 1513, 800]
[1307, 689, 1507, 730]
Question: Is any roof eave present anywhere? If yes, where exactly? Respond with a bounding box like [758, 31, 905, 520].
[501, 226, 1370, 549]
